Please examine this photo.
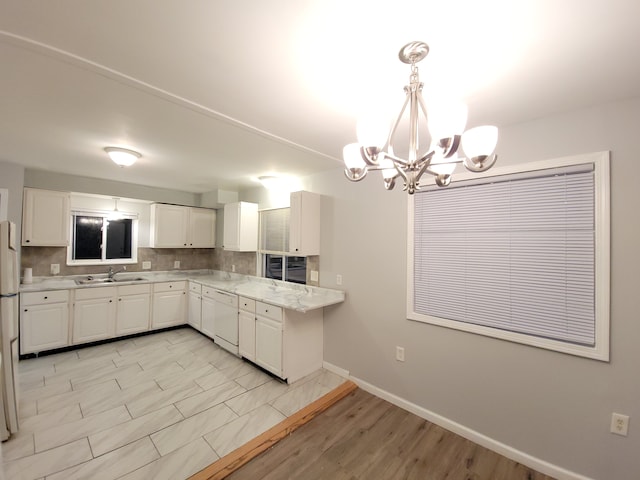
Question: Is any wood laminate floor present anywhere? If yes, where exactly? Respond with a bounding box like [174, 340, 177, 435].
[225, 388, 556, 480]
[1, 327, 345, 480]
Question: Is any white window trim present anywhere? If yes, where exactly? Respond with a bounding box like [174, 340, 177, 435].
[67, 209, 139, 266]
[407, 151, 610, 361]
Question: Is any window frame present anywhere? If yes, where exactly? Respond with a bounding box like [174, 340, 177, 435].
[67, 210, 139, 266]
[407, 151, 610, 361]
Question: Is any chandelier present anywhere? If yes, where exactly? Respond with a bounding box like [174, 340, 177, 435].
[343, 41, 499, 194]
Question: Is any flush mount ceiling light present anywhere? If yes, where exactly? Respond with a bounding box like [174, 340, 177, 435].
[343, 41, 499, 194]
[104, 147, 141, 167]
[258, 176, 287, 190]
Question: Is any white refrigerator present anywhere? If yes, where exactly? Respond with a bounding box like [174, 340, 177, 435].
[0, 221, 19, 440]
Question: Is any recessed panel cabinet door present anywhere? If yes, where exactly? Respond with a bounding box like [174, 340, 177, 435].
[201, 295, 216, 339]
[116, 293, 151, 335]
[189, 208, 216, 248]
[238, 310, 255, 361]
[188, 291, 202, 330]
[151, 290, 186, 329]
[22, 188, 70, 246]
[255, 316, 283, 377]
[73, 297, 116, 344]
[20, 303, 69, 354]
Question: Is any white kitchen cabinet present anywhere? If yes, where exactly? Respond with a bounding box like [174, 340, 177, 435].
[223, 202, 258, 251]
[73, 286, 117, 345]
[289, 191, 320, 256]
[151, 281, 187, 329]
[20, 290, 70, 354]
[238, 297, 256, 361]
[254, 301, 324, 383]
[22, 188, 70, 246]
[200, 286, 216, 339]
[116, 284, 151, 336]
[187, 282, 202, 330]
[189, 208, 217, 248]
[150, 204, 216, 248]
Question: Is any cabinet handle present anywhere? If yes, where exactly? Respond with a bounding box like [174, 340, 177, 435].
[25, 239, 30, 243]
[184, 243, 187, 246]
[24, 309, 28, 312]
[109, 300, 113, 303]
[44, 296, 48, 300]
[118, 298, 122, 301]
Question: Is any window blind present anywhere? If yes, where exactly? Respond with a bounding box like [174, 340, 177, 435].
[260, 207, 290, 253]
[413, 166, 596, 346]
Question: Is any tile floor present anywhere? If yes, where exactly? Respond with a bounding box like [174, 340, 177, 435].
[1, 327, 346, 480]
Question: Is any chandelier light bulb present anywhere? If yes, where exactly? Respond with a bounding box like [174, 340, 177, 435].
[356, 116, 389, 149]
[343, 143, 366, 170]
[428, 100, 468, 142]
[461, 125, 499, 159]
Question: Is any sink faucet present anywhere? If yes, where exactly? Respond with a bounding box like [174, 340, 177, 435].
[107, 266, 126, 279]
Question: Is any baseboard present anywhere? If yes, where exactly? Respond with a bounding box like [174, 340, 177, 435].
[350, 375, 593, 480]
[322, 361, 349, 379]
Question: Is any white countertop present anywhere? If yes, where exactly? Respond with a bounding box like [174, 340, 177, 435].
[20, 270, 345, 313]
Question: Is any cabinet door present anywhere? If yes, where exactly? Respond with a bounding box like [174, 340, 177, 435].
[73, 297, 116, 344]
[189, 208, 216, 248]
[188, 291, 202, 330]
[289, 191, 320, 256]
[20, 303, 69, 354]
[150, 204, 189, 248]
[238, 310, 255, 361]
[255, 316, 283, 377]
[223, 202, 258, 251]
[151, 290, 186, 329]
[22, 188, 70, 246]
[116, 293, 150, 335]
[201, 295, 216, 339]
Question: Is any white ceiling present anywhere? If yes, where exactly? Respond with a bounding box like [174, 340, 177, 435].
[1, 0, 639, 193]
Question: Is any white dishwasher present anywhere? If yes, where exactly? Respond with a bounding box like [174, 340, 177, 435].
[212, 290, 239, 355]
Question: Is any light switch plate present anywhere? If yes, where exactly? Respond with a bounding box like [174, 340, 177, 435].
[142, 261, 151, 270]
[50, 264, 60, 275]
[174, 260, 180, 269]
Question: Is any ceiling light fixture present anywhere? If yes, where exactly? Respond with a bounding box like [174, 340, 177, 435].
[343, 41, 499, 194]
[104, 147, 141, 167]
[258, 176, 287, 190]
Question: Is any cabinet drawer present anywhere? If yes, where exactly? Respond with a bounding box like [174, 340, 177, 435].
[256, 301, 282, 322]
[118, 283, 151, 296]
[189, 282, 202, 294]
[153, 281, 186, 293]
[21, 290, 69, 306]
[212, 290, 238, 307]
[74, 286, 117, 300]
[239, 296, 255, 312]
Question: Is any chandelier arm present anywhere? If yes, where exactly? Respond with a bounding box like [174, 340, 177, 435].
[381, 152, 411, 167]
[344, 168, 368, 182]
[387, 92, 412, 153]
[412, 160, 432, 187]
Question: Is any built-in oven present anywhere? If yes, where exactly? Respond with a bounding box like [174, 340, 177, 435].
[212, 290, 239, 355]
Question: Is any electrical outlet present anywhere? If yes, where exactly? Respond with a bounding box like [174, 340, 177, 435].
[310, 270, 319, 282]
[231, 264, 236, 272]
[611, 413, 630, 436]
[396, 346, 405, 362]
[50, 264, 60, 275]
[142, 261, 151, 270]
[336, 274, 343, 286]
[173, 260, 180, 269]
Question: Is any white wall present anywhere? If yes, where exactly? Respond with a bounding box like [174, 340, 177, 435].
[0, 160, 25, 234]
[303, 97, 640, 480]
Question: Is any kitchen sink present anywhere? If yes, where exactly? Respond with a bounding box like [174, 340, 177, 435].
[75, 276, 148, 285]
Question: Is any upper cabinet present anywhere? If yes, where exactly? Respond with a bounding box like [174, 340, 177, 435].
[22, 188, 70, 246]
[223, 202, 258, 251]
[289, 191, 320, 256]
[150, 204, 216, 248]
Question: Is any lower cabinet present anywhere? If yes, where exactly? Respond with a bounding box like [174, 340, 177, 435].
[20, 290, 70, 354]
[242, 301, 324, 384]
[116, 284, 151, 336]
[151, 281, 187, 329]
[187, 282, 202, 330]
[73, 286, 116, 344]
[201, 287, 216, 339]
[238, 297, 256, 361]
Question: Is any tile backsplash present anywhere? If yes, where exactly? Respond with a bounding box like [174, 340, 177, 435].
[21, 247, 318, 285]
